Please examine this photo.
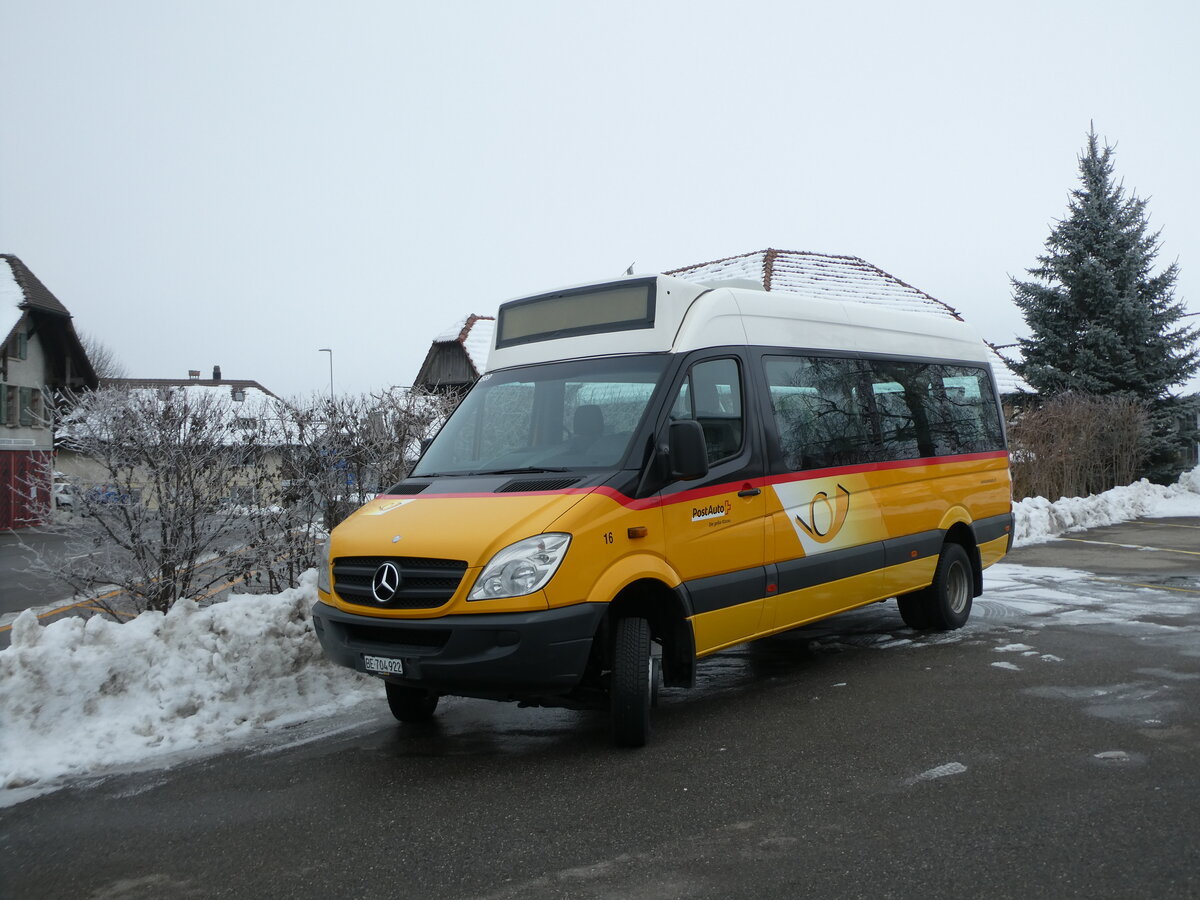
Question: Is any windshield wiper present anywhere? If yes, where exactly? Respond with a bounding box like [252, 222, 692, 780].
[474, 467, 573, 475]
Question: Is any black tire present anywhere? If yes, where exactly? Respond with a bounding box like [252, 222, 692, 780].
[385, 682, 439, 723]
[899, 543, 974, 632]
[611, 616, 653, 748]
[897, 593, 936, 630]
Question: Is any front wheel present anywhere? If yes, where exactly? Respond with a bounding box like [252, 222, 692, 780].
[611, 616, 653, 747]
[898, 543, 974, 632]
[385, 682, 439, 723]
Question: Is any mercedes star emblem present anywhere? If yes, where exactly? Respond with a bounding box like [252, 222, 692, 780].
[372, 562, 402, 603]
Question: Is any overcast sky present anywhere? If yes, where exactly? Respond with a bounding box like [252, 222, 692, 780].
[3, 0, 1198, 398]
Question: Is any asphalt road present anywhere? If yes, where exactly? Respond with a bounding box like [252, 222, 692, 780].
[2, 520, 1199, 899]
[0, 528, 77, 616]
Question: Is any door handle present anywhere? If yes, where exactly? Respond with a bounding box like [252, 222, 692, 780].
[738, 487, 761, 498]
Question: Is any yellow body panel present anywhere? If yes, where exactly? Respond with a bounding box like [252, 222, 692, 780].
[692, 603, 771, 656]
[323, 455, 1011, 650]
[880, 556, 940, 601]
[979, 534, 1010, 569]
[763, 570, 885, 639]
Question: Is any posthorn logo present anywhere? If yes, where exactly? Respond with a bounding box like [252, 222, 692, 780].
[372, 562, 403, 603]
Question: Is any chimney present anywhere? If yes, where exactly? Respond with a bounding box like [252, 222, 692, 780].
[213, 365, 222, 382]
[188, 370, 201, 380]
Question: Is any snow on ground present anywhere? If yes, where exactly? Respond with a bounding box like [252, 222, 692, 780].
[0, 571, 376, 797]
[1, 467, 1198, 801]
[1013, 466, 1200, 546]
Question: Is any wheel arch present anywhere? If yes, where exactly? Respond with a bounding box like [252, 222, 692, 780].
[604, 578, 696, 689]
[942, 520, 983, 597]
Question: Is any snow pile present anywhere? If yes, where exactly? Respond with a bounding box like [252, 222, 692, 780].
[0, 571, 375, 791]
[1013, 466, 1200, 546]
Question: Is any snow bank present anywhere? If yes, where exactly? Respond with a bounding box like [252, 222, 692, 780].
[1013, 465, 1200, 546]
[0, 571, 375, 791]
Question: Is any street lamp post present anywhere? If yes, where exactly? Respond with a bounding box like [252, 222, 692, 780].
[318, 348, 334, 402]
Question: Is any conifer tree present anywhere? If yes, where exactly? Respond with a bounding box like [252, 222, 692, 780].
[1012, 127, 1199, 480]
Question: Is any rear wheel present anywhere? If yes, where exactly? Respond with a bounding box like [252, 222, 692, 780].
[898, 543, 974, 632]
[385, 682, 439, 722]
[611, 616, 653, 747]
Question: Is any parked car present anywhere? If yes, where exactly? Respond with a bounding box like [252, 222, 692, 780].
[52, 475, 77, 510]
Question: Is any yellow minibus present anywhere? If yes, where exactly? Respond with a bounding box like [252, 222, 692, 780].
[312, 274, 1012, 746]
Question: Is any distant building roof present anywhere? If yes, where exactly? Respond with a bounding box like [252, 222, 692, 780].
[1, 254, 72, 318]
[103, 376, 279, 401]
[414, 314, 496, 392]
[667, 249, 1031, 394]
[1, 254, 98, 391]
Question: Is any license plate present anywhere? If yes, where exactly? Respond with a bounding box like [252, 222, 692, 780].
[363, 655, 404, 675]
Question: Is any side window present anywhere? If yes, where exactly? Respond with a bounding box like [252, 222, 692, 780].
[865, 360, 1005, 459]
[932, 365, 1005, 454]
[764, 355, 873, 471]
[670, 358, 743, 464]
[19, 387, 35, 427]
[868, 360, 937, 460]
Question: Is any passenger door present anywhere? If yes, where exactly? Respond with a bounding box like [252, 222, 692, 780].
[657, 356, 769, 654]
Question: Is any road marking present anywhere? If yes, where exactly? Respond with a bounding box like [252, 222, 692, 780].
[1089, 578, 1200, 596]
[0, 586, 127, 633]
[1057, 537, 1200, 557]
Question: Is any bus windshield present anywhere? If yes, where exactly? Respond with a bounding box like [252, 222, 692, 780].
[413, 355, 670, 477]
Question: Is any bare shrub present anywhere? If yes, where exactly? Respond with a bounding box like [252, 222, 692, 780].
[1008, 393, 1148, 500]
[45, 385, 272, 613]
[22, 385, 453, 614]
[226, 388, 454, 592]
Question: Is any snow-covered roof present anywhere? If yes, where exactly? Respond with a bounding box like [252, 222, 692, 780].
[433, 314, 495, 374]
[59, 379, 286, 446]
[667, 249, 1032, 394]
[427, 316, 496, 376]
[105, 377, 279, 401]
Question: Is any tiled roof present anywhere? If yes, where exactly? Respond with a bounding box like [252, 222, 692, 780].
[667, 249, 1031, 394]
[0, 254, 71, 317]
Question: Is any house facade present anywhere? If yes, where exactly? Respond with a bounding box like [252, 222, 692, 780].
[1, 255, 97, 528]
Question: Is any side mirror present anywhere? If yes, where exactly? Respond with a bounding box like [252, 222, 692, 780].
[668, 420, 709, 481]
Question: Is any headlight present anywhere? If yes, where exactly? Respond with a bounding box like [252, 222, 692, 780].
[316, 538, 332, 593]
[469, 533, 571, 600]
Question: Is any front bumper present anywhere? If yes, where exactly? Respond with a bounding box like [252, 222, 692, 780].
[311, 600, 608, 700]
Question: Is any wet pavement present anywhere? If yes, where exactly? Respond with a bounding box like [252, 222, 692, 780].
[1, 518, 1199, 898]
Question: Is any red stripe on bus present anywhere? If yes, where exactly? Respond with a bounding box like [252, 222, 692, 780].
[376, 450, 1009, 508]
